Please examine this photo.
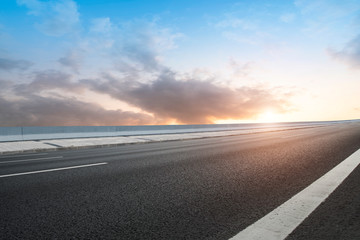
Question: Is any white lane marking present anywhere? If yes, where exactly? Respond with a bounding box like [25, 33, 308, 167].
[0, 153, 48, 158]
[0, 156, 63, 164]
[230, 148, 360, 240]
[0, 162, 108, 178]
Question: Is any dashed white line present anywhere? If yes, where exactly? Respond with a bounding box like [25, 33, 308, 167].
[230, 148, 360, 240]
[0, 156, 63, 164]
[0, 162, 108, 178]
[0, 153, 48, 158]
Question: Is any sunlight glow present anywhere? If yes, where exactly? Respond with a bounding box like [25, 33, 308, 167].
[257, 110, 282, 123]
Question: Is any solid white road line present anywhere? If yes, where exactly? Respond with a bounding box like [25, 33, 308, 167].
[230, 148, 360, 240]
[0, 156, 63, 164]
[0, 162, 108, 178]
[0, 153, 48, 158]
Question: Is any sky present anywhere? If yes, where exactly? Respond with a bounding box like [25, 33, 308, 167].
[0, 0, 359, 126]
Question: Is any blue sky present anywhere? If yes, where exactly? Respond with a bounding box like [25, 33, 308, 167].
[0, 0, 359, 126]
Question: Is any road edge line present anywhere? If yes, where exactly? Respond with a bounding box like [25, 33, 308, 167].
[229, 148, 360, 240]
[0, 162, 108, 178]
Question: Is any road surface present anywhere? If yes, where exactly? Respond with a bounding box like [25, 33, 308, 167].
[1, 122, 360, 239]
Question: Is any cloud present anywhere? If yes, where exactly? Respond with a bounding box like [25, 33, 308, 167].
[15, 70, 85, 94]
[17, 0, 43, 15]
[112, 20, 177, 72]
[3, 13, 293, 126]
[0, 79, 13, 91]
[1, 9, 295, 126]
[58, 50, 82, 72]
[0, 57, 294, 126]
[295, 0, 360, 35]
[295, 1, 360, 69]
[295, 0, 360, 17]
[85, 70, 293, 124]
[81, 19, 181, 75]
[90, 17, 112, 33]
[0, 95, 156, 126]
[0, 58, 33, 71]
[0, 79, 156, 126]
[17, 0, 80, 36]
[228, 58, 254, 78]
[328, 34, 360, 68]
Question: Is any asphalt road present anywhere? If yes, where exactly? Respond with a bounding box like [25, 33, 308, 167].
[1, 122, 360, 239]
